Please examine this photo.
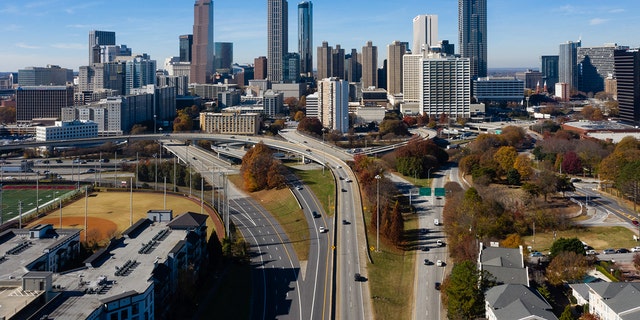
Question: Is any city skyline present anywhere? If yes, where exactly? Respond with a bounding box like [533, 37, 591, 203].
[0, 0, 639, 72]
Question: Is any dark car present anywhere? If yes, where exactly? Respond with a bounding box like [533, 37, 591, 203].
[312, 211, 320, 218]
[423, 259, 431, 265]
[341, 188, 347, 192]
[339, 176, 344, 180]
[616, 248, 630, 254]
[354, 273, 365, 282]
[421, 246, 429, 252]
[435, 282, 441, 290]
[633, 220, 639, 226]
[342, 219, 349, 225]
[56, 159, 63, 163]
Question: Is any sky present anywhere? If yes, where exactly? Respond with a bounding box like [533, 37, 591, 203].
[1, 0, 639, 72]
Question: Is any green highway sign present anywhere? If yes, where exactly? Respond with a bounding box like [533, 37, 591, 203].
[419, 187, 431, 196]
[434, 188, 446, 196]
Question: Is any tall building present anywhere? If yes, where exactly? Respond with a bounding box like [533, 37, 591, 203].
[254, 56, 268, 80]
[458, 0, 487, 78]
[614, 49, 640, 124]
[578, 44, 627, 94]
[122, 56, 157, 95]
[318, 77, 349, 133]
[420, 53, 471, 118]
[541, 55, 559, 91]
[515, 69, 543, 91]
[332, 45, 345, 78]
[18, 65, 73, 86]
[283, 52, 300, 83]
[558, 40, 581, 91]
[413, 14, 438, 54]
[317, 41, 333, 80]
[16, 86, 75, 124]
[361, 41, 378, 88]
[387, 41, 406, 95]
[191, 0, 215, 84]
[214, 42, 233, 72]
[298, 1, 313, 76]
[267, 0, 288, 83]
[88, 30, 116, 64]
[263, 90, 284, 116]
[179, 34, 193, 62]
[403, 53, 424, 104]
[345, 49, 360, 83]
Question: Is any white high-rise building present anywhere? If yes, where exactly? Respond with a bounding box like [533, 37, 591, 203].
[317, 77, 349, 133]
[420, 53, 471, 118]
[403, 53, 425, 104]
[412, 15, 438, 54]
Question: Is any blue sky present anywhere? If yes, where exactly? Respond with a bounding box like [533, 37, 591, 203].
[0, 0, 639, 72]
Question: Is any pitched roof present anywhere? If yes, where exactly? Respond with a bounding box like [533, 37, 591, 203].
[587, 282, 640, 319]
[479, 245, 528, 285]
[167, 212, 208, 229]
[486, 284, 557, 320]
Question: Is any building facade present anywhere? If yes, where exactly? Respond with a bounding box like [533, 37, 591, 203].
[199, 112, 261, 134]
[88, 30, 116, 64]
[214, 42, 233, 72]
[577, 44, 627, 94]
[191, 0, 215, 84]
[18, 65, 73, 86]
[403, 53, 424, 104]
[283, 52, 300, 83]
[35, 120, 98, 141]
[614, 48, 640, 124]
[317, 41, 333, 80]
[387, 41, 407, 95]
[473, 77, 524, 103]
[179, 34, 193, 63]
[298, 1, 313, 76]
[514, 69, 543, 91]
[412, 14, 438, 54]
[263, 90, 284, 116]
[254, 56, 268, 80]
[420, 54, 471, 118]
[267, 0, 288, 83]
[16, 85, 74, 124]
[458, 0, 487, 78]
[559, 40, 581, 91]
[318, 77, 349, 133]
[361, 41, 378, 88]
[541, 55, 559, 92]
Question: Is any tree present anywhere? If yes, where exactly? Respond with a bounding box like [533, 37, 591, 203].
[550, 237, 586, 257]
[130, 124, 148, 134]
[389, 201, 404, 246]
[500, 233, 522, 248]
[513, 154, 534, 180]
[0, 106, 16, 124]
[559, 305, 576, 320]
[293, 110, 305, 122]
[546, 251, 588, 285]
[633, 253, 640, 270]
[500, 126, 526, 147]
[240, 142, 286, 192]
[493, 146, 518, 176]
[562, 151, 583, 174]
[173, 109, 194, 132]
[297, 117, 323, 135]
[506, 169, 521, 185]
[616, 160, 640, 213]
[533, 170, 559, 202]
[378, 119, 410, 137]
[443, 260, 489, 320]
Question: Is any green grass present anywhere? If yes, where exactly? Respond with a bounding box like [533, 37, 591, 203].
[290, 168, 336, 216]
[0, 186, 76, 222]
[367, 210, 418, 320]
[522, 226, 638, 252]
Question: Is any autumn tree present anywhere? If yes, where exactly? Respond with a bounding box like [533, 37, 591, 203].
[616, 160, 640, 213]
[514, 154, 533, 180]
[562, 151, 583, 174]
[546, 251, 588, 285]
[0, 106, 16, 124]
[240, 142, 286, 192]
[173, 109, 194, 132]
[493, 146, 518, 176]
[378, 119, 410, 137]
[500, 234, 522, 248]
[500, 126, 527, 147]
[297, 117, 323, 135]
[293, 110, 305, 122]
[389, 201, 404, 246]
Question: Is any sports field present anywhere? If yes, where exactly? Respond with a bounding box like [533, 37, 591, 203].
[0, 185, 76, 223]
[25, 189, 221, 245]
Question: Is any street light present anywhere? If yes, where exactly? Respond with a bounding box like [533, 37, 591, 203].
[375, 174, 381, 252]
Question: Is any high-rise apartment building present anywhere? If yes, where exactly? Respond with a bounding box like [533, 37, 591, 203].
[214, 42, 233, 72]
[332, 45, 345, 79]
[179, 34, 193, 63]
[387, 41, 406, 95]
[458, 0, 487, 78]
[345, 49, 361, 83]
[541, 55, 559, 91]
[16, 86, 75, 124]
[420, 53, 471, 118]
[254, 56, 268, 80]
[88, 30, 116, 65]
[18, 65, 73, 86]
[318, 77, 349, 133]
[298, 1, 313, 76]
[413, 15, 438, 54]
[361, 41, 378, 88]
[122, 56, 157, 95]
[403, 53, 424, 104]
[578, 44, 627, 94]
[559, 40, 581, 91]
[191, 0, 215, 84]
[614, 49, 640, 124]
[268, 0, 288, 83]
[317, 41, 333, 80]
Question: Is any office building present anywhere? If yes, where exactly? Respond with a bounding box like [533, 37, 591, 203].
[458, 0, 487, 78]
[515, 69, 543, 91]
[559, 40, 581, 91]
[267, 0, 288, 83]
[283, 52, 300, 83]
[420, 53, 471, 118]
[614, 49, 640, 124]
[272, 82, 305, 100]
[18, 65, 73, 86]
[200, 112, 261, 134]
[254, 56, 268, 80]
[541, 55, 559, 91]
[413, 14, 438, 54]
[345, 48, 361, 83]
[35, 120, 98, 141]
[179, 34, 193, 62]
[387, 41, 407, 95]
[117, 55, 157, 95]
[214, 42, 233, 72]
[157, 74, 189, 96]
[332, 45, 345, 79]
[318, 77, 349, 132]
[439, 40, 455, 55]
[317, 41, 332, 80]
[473, 77, 524, 103]
[403, 53, 425, 104]
[298, 1, 313, 76]
[263, 90, 284, 116]
[16, 85, 74, 124]
[362, 41, 378, 88]
[191, 0, 215, 84]
[578, 44, 627, 94]
[378, 60, 387, 90]
[88, 30, 116, 64]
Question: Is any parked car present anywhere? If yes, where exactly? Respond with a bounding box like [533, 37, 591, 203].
[435, 282, 441, 290]
[436, 240, 444, 247]
[632, 220, 639, 226]
[421, 246, 429, 252]
[433, 219, 439, 226]
[529, 251, 543, 257]
[616, 248, 630, 254]
[631, 247, 640, 253]
[586, 249, 597, 255]
[603, 248, 616, 255]
[354, 273, 365, 282]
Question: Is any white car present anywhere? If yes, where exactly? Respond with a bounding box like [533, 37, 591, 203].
[319, 226, 326, 233]
[436, 260, 444, 267]
[436, 240, 444, 247]
[631, 247, 640, 253]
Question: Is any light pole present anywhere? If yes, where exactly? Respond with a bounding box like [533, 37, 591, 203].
[322, 128, 326, 176]
[153, 153, 158, 191]
[375, 174, 381, 252]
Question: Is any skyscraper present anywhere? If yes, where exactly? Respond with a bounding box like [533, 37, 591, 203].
[332, 45, 345, 79]
[559, 40, 581, 91]
[458, 0, 487, 78]
[413, 15, 438, 54]
[361, 41, 378, 88]
[191, 0, 215, 84]
[541, 55, 559, 91]
[179, 34, 193, 63]
[298, 1, 313, 76]
[318, 77, 349, 133]
[254, 56, 268, 80]
[88, 30, 116, 65]
[214, 42, 233, 72]
[420, 53, 471, 118]
[578, 44, 627, 94]
[387, 41, 406, 95]
[268, 0, 288, 83]
[317, 41, 332, 80]
[345, 49, 360, 83]
[614, 49, 640, 124]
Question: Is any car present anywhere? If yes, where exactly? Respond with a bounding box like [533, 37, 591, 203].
[192, 157, 197, 160]
[631, 247, 640, 253]
[603, 248, 616, 255]
[336, 165, 342, 169]
[354, 273, 365, 282]
[423, 259, 430, 265]
[433, 219, 440, 226]
[339, 176, 344, 180]
[303, 141, 307, 143]
[421, 246, 429, 252]
[312, 211, 320, 218]
[305, 149, 311, 152]
[529, 251, 543, 257]
[420, 228, 428, 234]
[586, 249, 597, 255]
[436, 260, 444, 267]
[341, 188, 347, 192]
[436, 240, 444, 247]
[616, 248, 630, 254]
[296, 186, 303, 190]
[632, 220, 639, 226]
[55, 159, 63, 163]
[42, 160, 49, 164]
[345, 178, 352, 183]
[435, 282, 441, 290]
[319, 226, 326, 233]
[342, 219, 349, 225]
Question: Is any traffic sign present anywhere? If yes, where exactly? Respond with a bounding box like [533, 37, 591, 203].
[434, 188, 446, 196]
[419, 187, 431, 196]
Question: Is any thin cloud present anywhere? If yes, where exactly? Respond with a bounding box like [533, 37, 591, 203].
[66, 24, 93, 29]
[64, 2, 101, 14]
[51, 43, 84, 50]
[609, 8, 625, 13]
[589, 18, 608, 25]
[16, 43, 41, 49]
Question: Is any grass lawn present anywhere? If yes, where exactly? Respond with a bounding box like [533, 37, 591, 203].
[290, 168, 336, 216]
[228, 175, 310, 261]
[1, 186, 76, 222]
[522, 226, 639, 252]
[367, 210, 417, 320]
